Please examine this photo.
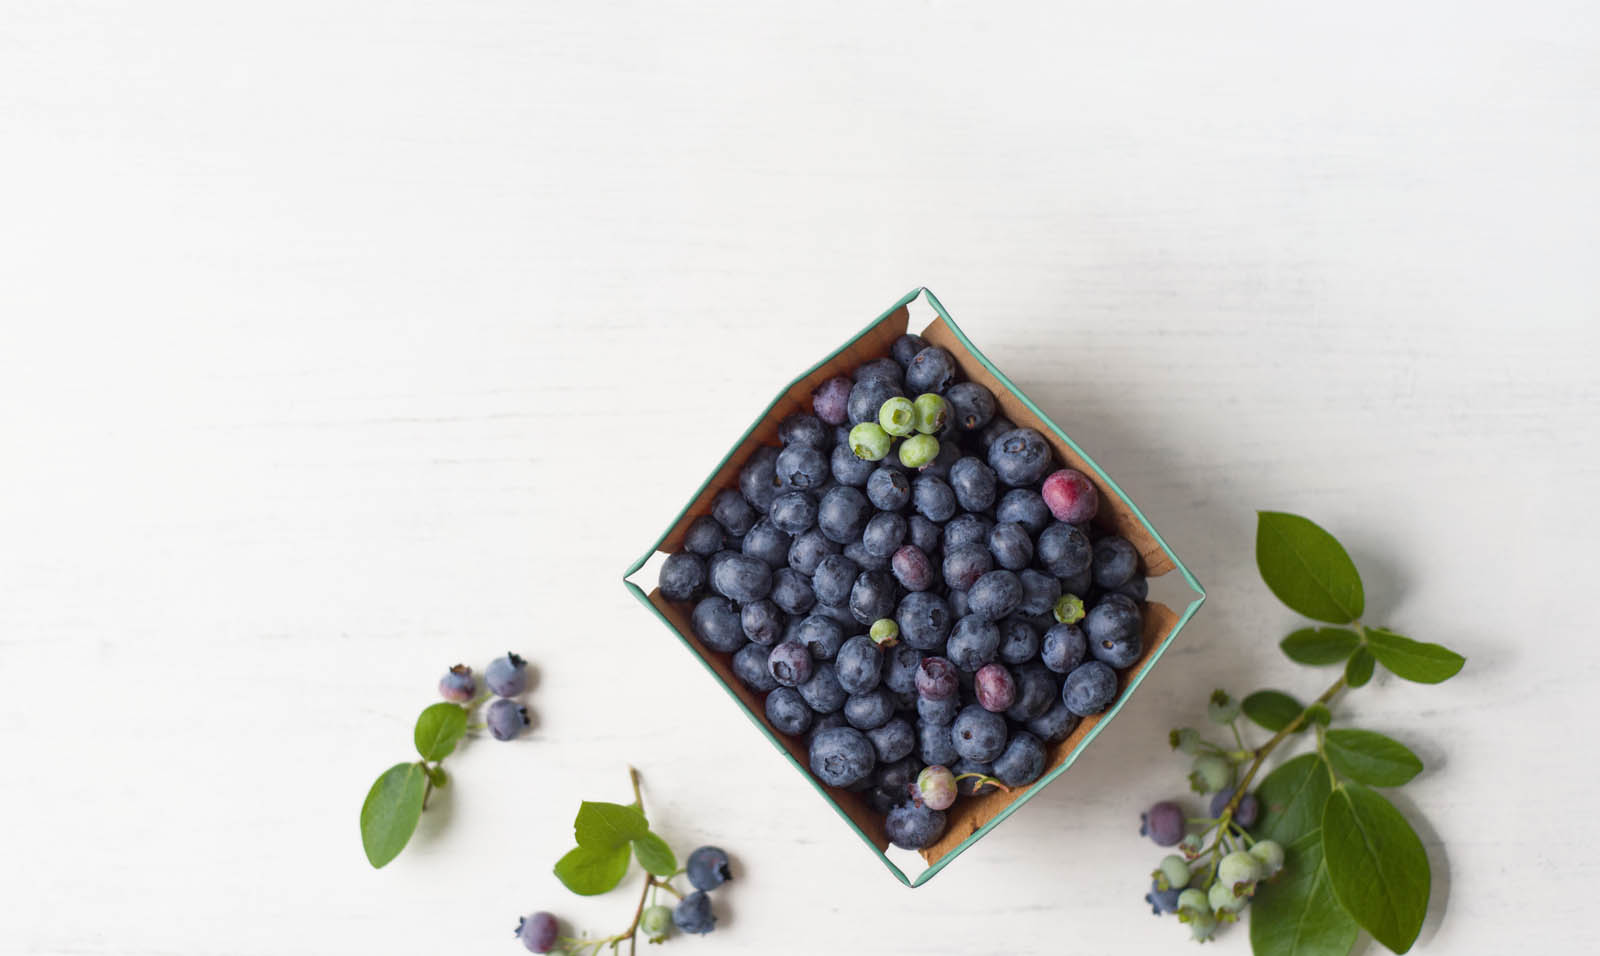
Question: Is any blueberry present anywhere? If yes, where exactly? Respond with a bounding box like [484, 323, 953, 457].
[775, 444, 828, 491]
[844, 687, 897, 729]
[890, 545, 936, 592]
[516, 911, 559, 953]
[692, 596, 747, 652]
[915, 656, 959, 700]
[762, 569, 811, 617]
[951, 704, 1008, 762]
[672, 891, 716, 935]
[979, 524, 1028, 574]
[1090, 537, 1138, 590]
[808, 726, 877, 787]
[947, 614, 1001, 671]
[865, 467, 911, 511]
[1190, 754, 1232, 794]
[896, 591, 952, 650]
[685, 846, 732, 891]
[912, 392, 949, 434]
[848, 570, 897, 625]
[658, 552, 706, 603]
[1209, 880, 1247, 916]
[1036, 521, 1092, 577]
[816, 486, 871, 544]
[1014, 569, 1059, 616]
[1209, 787, 1261, 828]
[1041, 623, 1088, 673]
[878, 396, 917, 437]
[886, 801, 947, 850]
[862, 512, 906, 557]
[485, 653, 529, 697]
[917, 693, 959, 725]
[835, 635, 883, 694]
[1154, 853, 1193, 891]
[1146, 882, 1183, 916]
[919, 718, 959, 765]
[486, 698, 529, 741]
[738, 445, 783, 511]
[898, 434, 940, 469]
[767, 641, 813, 687]
[1088, 627, 1141, 669]
[993, 731, 1046, 787]
[943, 543, 993, 591]
[891, 333, 927, 367]
[765, 686, 813, 734]
[997, 617, 1040, 664]
[883, 643, 924, 695]
[916, 765, 957, 811]
[710, 489, 757, 538]
[1085, 593, 1142, 648]
[811, 553, 860, 606]
[967, 570, 1023, 621]
[848, 378, 904, 426]
[768, 490, 818, 535]
[1114, 575, 1149, 601]
[1141, 800, 1186, 846]
[740, 518, 792, 568]
[1062, 661, 1118, 716]
[877, 755, 922, 791]
[842, 540, 889, 571]
[1218, 850, 1263, 897]
[1040, 468, 1099, 523]
[987, 428, 1053, 487]
[798, 661, 848, 713]
[866, 717, 915, 762]
[854, 356, 904, 386]
[1176, 887, 1212, 921]
[735, 601, 780, 647]
[684, 515, 724, 556]
[974, 663, 1017, 712]
[1061, 567, 1092, 600]
[1005, 664, 1057, 722]
[787, 529, 839, 575]
[640, 904, 673, 943]
[906, 514, 942, 553]
[948, 456, 998, 512]
[906, 346, 958, 393]
[978, 414, 1016, 452]
[438, 664, 476, 703]
[919, 438, 961, 480]
[943, 512, 994, 551]
[779, 412, 831, 451]
[1025, 700, 1080, 743]
[811, 375, 853, 425]
[945, 382, 996, 431]
[1250, 839, 1286, 878]
[812, 711, 850, 736]
[710, 552, 773, 604]
[731, 641, 779, 692]
[953, 757, 1000, 795]
[830, 442, 876, 486]
[996, 488, 1051, 534]
[794, 615, 845, 660]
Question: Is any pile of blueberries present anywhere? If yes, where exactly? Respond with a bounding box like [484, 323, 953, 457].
[657, 334, 1149, 851]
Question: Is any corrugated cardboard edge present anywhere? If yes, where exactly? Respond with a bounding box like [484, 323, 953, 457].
[623, 287, 1205, 889]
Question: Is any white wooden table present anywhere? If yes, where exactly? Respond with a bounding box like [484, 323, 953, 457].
[2, 2, 1596, 952]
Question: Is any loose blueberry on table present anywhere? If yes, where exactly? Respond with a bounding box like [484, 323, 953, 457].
[658, 337, 1151, 852]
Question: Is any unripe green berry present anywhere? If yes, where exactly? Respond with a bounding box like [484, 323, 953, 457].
[1218, 850, 1262, 898]
[898, 434, 940, 469]
[1208, 880, 1247, 917]
[640, 904, 674, 943]
[1207, 689, 1240, 724]
[1188, 911, 1219, 941]
[878, 396, 917, 437]
[912, 393, 949, 434]
[1152, 854, 1191, 891]
[870, 618, 900, 647]
[1250, 839, 1285, 879]
[1178, 833, 1204, 860]
[1052, 593, 1085, 625]
[1169, 727, 1203, 754]
[1176, 888, 1211, 921]
[1189, 754, 1231, 794]
[850, 422, 892, 461]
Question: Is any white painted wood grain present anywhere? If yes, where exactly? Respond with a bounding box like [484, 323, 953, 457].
[1, 1, 1596, 952]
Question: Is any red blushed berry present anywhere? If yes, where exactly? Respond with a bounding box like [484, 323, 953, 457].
[1041, 468, 1100, 523]
[915, 656, 959, 700]
[1140, 800, 1186, 846]
[516, 912, 559, 953]
[438, 664, 475, 703]
[974, 663, 1017, 712]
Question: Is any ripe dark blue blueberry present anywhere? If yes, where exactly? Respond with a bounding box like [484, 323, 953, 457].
[658, 551, 706, 603]
[1092, 535, 1140, 589]
[811, 553, 859, 606]
[987, 521, 1033, 571]
[1016, 568, 1061, 616]
[438, 664, 475, 703]
[895, 590, 952, 650]
[787, 529, 838, 575]
[1041, 468, 1099, 523]
[967, 570, 1023, 621]
[711, 490, 756, 538]
[1147, 882, 1183, 915]
[794, 615, 845, 660]
[998, 617, 1040, 664]
[848, 378, 905, 426]
[809, 726, 877, 787]
[917, 693, 959, 725]
[1025, 701, 1080, 742]
[811, 375, 853, 425]
[732, 642, 780, 692]
[816, 486, 871, 544]
[915, 656, 959, 700]
[951, 704, 1008, 762]
[905, 346, 958, 394]
[978, 413, 1016, 451]
[486, 698, 529, 741]
[1005, 664, 1057, 722]
[844, 687, 896, 730]
[516, 912, 559, 953]
[886, 801, 947, 850]
[1041, 623, 1088, 673]
[686, 846, 732, 891]
[907, 514, 941, 553]
[993, 731, 1047, 787]
[866, 466, 910, 512]
[738, 446, 783, 511]
[767, 641, 813, 687]
[996, 488, 1050, 534]
[1115, 575, 1149, 601]
[1209, 787, 1261, 828]
[692, 596, 747, 652]
[779, 412, 831, 450]
[948, 456, 998, 512]
[855, 356, 903, 386]
[912, 475, 957, 522]
[798, 661, 848, 713]
[485, 653, 529, 697]
[775, 444, 828, 491]
[919, 718, 959, 765]
[765, 686, 813, 734]
[866, 716, 915, 762]
[942, 512, 992, 551]
[673, 891, 716, 935]
[768, 491, 818, 535]
[1141, 800, 1186, 846]
[710, 552, 773, 604]
[987, 428, 1052, 487]
[890, 333, 928, 367]
[740, 518, 792, 568]
[1063, 660, 1118, 716]
[1036, 522, 1093, 577]
[684, 515, 724, 556]
[1085, 593, 1142, 649]
[769, 567, 816, 615]
[843, 540, 888, 571]
[740, 600, 783, 645]
[883, 643, 923, 695]
[862, 512, 907, 557]
[848, 570, 897, 625]
[942, 543, 993, 591]
[946, 382, 997, 431]
[831, 443, 876, 486]
[946, 614, 1001, 671]
[835, 635, 883, 694]
[890, 545, 935, 592]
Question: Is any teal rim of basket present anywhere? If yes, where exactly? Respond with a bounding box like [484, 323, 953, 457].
[622, 287, 1206, 888]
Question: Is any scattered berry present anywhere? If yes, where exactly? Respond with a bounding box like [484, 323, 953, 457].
[686, 846, 732, 891]
[438, 664, 475, 703]
[1140, 801, 1186, 846]
[672, 891, 716, 935]
[486, 698, 529, 741]
[516, 912, 559, 953]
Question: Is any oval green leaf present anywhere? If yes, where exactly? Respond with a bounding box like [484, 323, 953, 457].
[1281, 628, 1361, 666]
[1323, 729, 1423, 786]
[554, 843, 632, 896]
[1365, 629, 1465, 684]
[1256, 512, 1365, 623]
[1344, 647, 1375, 688]
[414, 702, 469, 762]
[631, 831, 677, 877]
[360, 762, 427, 868]
[574, 801, 650, 849]
[1243, 690, 1307, 733]
[1254, 753, 1334, 844]
[1250, 830, 1360, 956]
[1321, 783, 1430, 953]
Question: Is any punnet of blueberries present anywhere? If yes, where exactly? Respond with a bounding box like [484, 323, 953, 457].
[657, 335, 1155, 852]
[536, 769, 738, 953]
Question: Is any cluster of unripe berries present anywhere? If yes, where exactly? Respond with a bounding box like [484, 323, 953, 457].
[438, 652, 532, 740]
[515, 847, 734, 952]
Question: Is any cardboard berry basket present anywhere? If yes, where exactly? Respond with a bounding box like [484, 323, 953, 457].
[622, 287, 1206, 887]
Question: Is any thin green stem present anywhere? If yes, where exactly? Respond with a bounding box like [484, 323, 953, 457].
[1229, 720, 1247, 754]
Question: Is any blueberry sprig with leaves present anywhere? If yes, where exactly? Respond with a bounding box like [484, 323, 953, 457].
[516, 769, 735, 954]
[1140, 512, 1465, 954]
[360, 654, 534, 868]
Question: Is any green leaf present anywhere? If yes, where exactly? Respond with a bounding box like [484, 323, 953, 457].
[1243, 690, 1307, 733]
[413, 702, 469, 762]
[1322, 783, 1430, 953]
[1344, 647, 1375, 688]
[1255, 512, 1365, 624]
[1281, 628, 1361, 666]
[1323, 729, 1423, 787]
[1250, 830, 1361, 956]
[1305, 703, 1332, 727]
[630, 831, 677, 877]
[554, 843, 632, 895]
[1365, 629, 1465, 684]
[426, 765, 448, 788]
[574, 801, 649, 849]
[1254, 753, 1334, 844]
[360, 762, 427, 868]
